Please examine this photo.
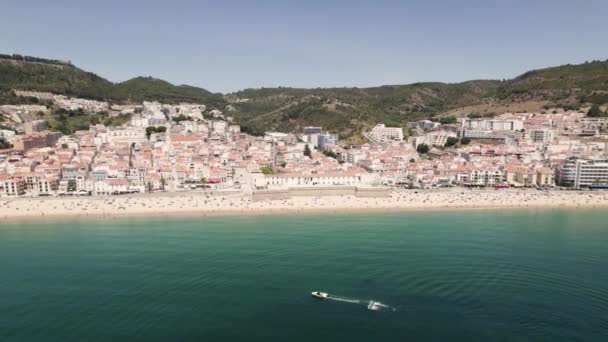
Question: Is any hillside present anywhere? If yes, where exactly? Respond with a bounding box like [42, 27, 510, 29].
[229, 80, 502, 140]
[0, 54, 223, 105]
[0, 54, 115, 100]
[2, 53, 608, 142]
[229, 60, 608, 142]
[114, 77, 224, 107]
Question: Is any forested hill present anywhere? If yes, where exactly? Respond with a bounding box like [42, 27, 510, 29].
[2, 53, 608, 142]
[0, 54, 223, 106]
[229, 60, 608, 142]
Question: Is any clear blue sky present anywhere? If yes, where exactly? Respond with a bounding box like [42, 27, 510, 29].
[1, 0, 607, 93]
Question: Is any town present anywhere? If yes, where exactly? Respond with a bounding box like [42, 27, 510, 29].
[1, 90, 608, 198]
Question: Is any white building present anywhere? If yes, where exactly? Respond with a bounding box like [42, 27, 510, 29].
[260, 172, 374, 188]
[413, 131, 457, 147]
[368, 124, 404, 142]
[461, 118, 524, 131]
[557, 157, 608, 188]
[94, 178, 130, 196]
[0, 129, 16, 143]
[407, 120, 440, 131]
[529, 129, 554, 144]
[466, 170, 504, 186]
[104, 127, 147, 144]
[211, 120, 227, 134]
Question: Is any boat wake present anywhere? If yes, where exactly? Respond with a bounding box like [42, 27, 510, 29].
[326, 295, 363, 304]
[325, 294, 395, 312]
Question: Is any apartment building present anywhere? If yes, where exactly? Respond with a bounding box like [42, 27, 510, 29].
[13, 131, 63, 150]
[529, 129, 554, 144]
[23, 120, 48, 134]
[461, 118, 524, 131]
[557, 157, 608, 188]
[368, 124, 404, 142]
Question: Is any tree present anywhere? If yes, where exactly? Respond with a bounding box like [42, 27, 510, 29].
[260, 166, 274, 174]
[172, 114, 189, 123]
[322, 150, 338, 159]
[445, 137, 459, 147]
[439, 116, 457, 124]
[61, 143, 68, 149]
[416, 143, 430, 154]
[587, 104, 607, 117]
[0, 137, 12, 149]
[146, 126, 167, 138]
[160, 176, 166, 191]
[461, 137, 472, 145]
[303, 144, 312, 158]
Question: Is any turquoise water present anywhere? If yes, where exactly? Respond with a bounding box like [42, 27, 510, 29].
[1, 209, 608, 341]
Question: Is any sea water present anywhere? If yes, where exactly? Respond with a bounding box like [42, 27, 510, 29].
[1, 209, 607, 341]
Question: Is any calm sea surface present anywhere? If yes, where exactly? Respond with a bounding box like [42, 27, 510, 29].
[1, 209, 608, 341]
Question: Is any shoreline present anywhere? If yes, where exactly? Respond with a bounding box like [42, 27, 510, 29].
[2, 189, 608, 222]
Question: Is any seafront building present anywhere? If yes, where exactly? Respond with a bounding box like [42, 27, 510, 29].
[0, 93, 605, 197]
[557, 157, 608, 188]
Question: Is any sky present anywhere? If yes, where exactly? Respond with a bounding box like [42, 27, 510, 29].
[1, 0, 607, 93]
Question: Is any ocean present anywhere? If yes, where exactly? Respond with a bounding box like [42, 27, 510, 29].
[1, 209, 607, 341]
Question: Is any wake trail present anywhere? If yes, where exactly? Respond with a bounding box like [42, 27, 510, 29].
[326, 295, 363, 304]
[325, 294, 396, 311]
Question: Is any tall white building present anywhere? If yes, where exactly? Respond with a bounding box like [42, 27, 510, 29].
[529, 129, 554, 144]
[557, 157, 608, 188]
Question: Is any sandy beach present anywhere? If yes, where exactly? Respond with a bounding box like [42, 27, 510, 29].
[1, 189, 608, 221]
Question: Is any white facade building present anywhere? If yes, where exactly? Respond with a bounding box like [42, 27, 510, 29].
[461, 118, 524, 131]
[557, 157, 608, 188]
[368, 124, 404, 142]
[413, 131, 457, 147]
[529, 129, 555, 144]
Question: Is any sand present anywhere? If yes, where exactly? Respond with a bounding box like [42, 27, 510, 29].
[1, 188, 608, 221]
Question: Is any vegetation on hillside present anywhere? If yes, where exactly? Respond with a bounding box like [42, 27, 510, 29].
[0, 54, 222, 106]
[114, 77, 224, 107]
[0, 54, 72, 66]
[0, 89, 53, 106]
[44, 108, 133, 134]
[3, 53, 608, 140]
[229, 80, 501, 142]
[228, 60, 608, 141]
[145, 126, 167, 138]
[587, 104, 608, 117]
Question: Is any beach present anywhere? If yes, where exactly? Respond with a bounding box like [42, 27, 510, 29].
[2, 188, 608, 221]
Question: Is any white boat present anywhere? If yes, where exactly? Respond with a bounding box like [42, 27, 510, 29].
[311, 291, 329, 299]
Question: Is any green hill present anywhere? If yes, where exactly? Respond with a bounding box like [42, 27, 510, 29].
[2, 53, 608, 142]
[0, 54, 114, 99]
[113, 77, 224, 107]
[0, 54, 222, 105]
[230, 60, 608, 142]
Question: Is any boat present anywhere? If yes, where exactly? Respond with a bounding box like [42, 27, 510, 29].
[311, 291, 329, 299]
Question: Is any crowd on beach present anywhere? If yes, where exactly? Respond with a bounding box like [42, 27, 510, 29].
[2, 188, 608, 220]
